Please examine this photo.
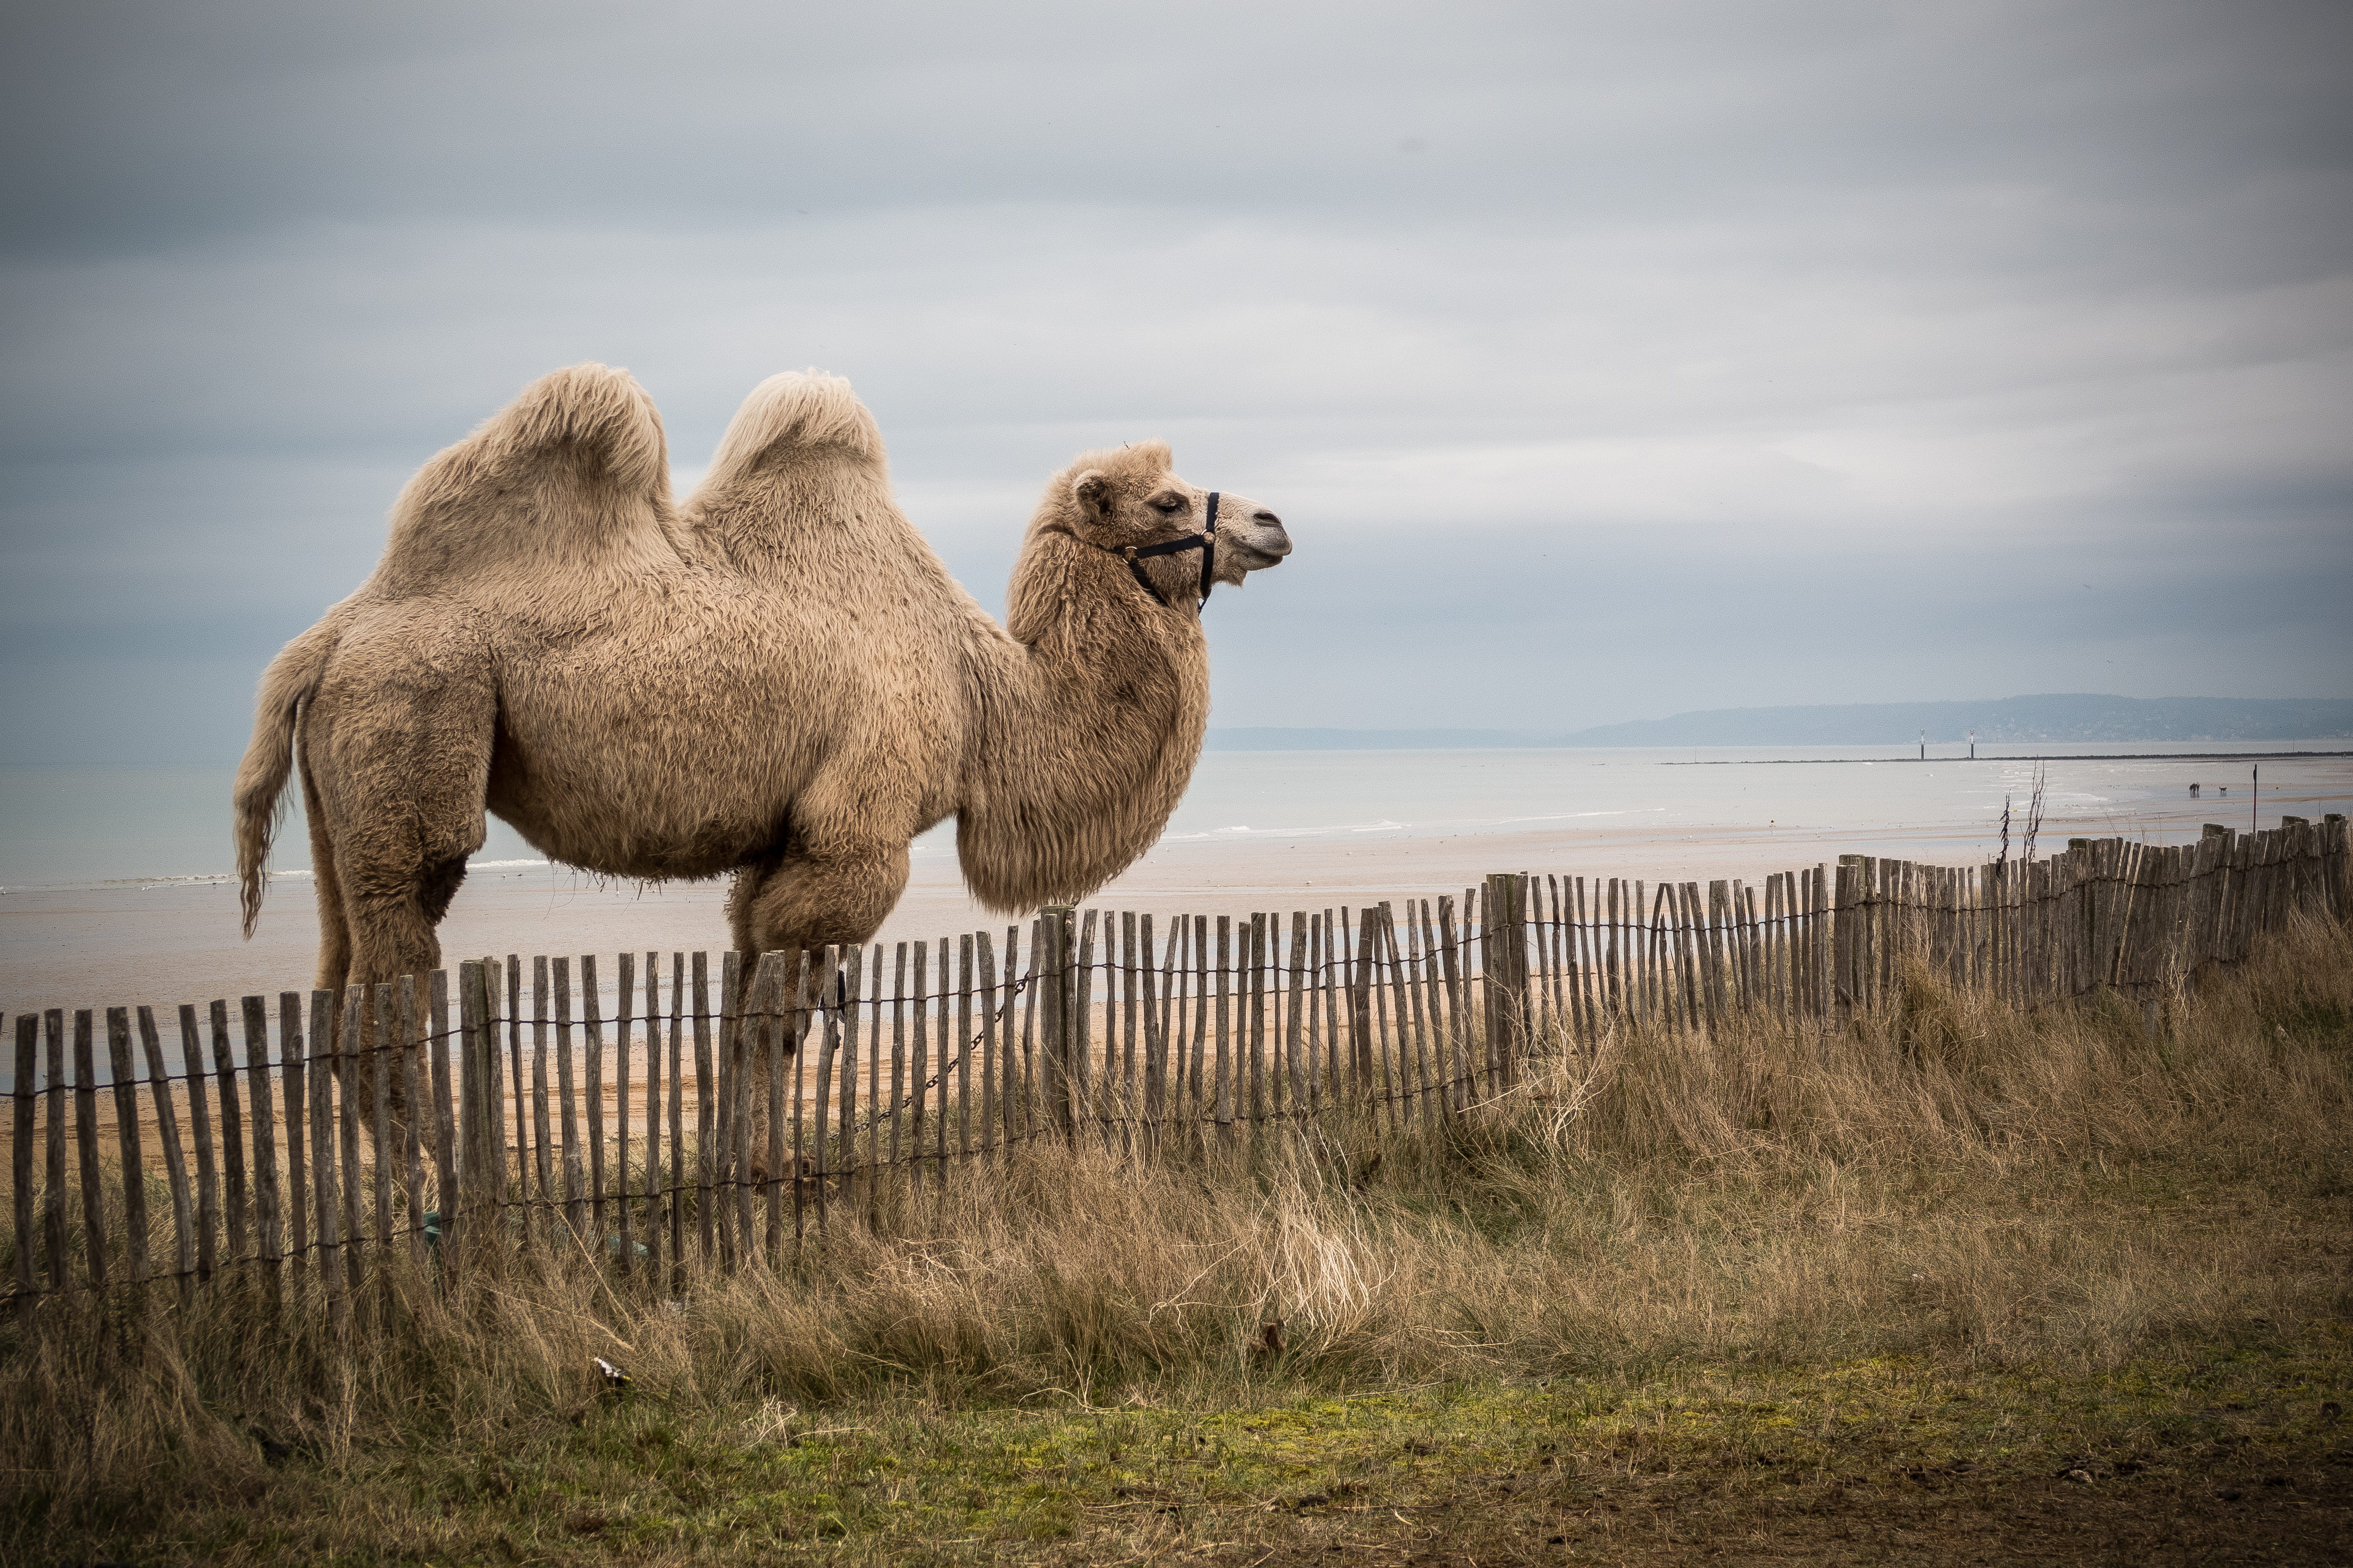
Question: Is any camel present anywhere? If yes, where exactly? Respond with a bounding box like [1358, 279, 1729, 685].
[232, 364, 1290, 1138]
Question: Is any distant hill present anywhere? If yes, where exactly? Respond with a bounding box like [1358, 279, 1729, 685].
[1553, 695, 2353, 747]
[1206, 695, 2353, 751]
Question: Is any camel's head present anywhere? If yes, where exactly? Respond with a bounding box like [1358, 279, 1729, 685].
[1064, 440, 1291, 604]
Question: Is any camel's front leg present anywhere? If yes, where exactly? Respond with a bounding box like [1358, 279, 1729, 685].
[726, 835, 910, 1182]
[727, 837, 910, 961]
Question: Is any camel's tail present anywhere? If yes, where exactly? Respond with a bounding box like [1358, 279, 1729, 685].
[234, 618, 338, 938]
[697, 370, 885, 495]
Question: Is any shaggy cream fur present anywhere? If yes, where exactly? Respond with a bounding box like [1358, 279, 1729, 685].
[235, 365, 1289, 1016]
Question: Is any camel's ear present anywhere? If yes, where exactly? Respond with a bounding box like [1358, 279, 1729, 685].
[1071, 470, 1113, 527]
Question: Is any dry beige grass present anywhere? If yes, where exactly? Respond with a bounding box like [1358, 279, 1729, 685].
[5, 914, 2349, 1560]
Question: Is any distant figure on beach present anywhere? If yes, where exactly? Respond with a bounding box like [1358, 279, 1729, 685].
[2190, 783, 2201, 798]
[232, 364, 1291, 1074]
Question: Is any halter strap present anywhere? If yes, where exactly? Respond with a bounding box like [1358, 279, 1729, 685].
[1105, 491, 1219, 610]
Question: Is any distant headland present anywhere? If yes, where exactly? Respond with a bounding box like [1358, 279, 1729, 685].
[1208, 694, 2353, 751]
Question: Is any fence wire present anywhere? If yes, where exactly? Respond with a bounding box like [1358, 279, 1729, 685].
[7, 819, 2347, 1316]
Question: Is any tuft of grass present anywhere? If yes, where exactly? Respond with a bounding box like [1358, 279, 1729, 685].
[5, 913, 2350, 1563]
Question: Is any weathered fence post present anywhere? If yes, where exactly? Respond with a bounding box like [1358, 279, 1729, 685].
[582, 956, 605, 1252]
[278, 993, 308, 1288]
[10, 1016, 34, 1319]
[9, 1016, 31, 1319]
[1039, 905, 1075, 1141]
[813, 944, 840, 1236]
[42, 1011, 68, 1295]
[455, 959, 490, 1260]
[1834, 856, 1864, 1018]
[723, 950, 751, 1270]
[240, 995, 279, 1313]
[104, 1008, 148, 1289]
[1483, 873, 1530, 1081]
[73, 1011, 107, 1293]
[1215, 914, 1236, 1146]
[1348, 909, 1376, 1093]
[139, 1006, 196, 1304]
[2326, 814, 2349, 921]
[308, 989, 343, 1332]
[208, 1001, 247, 1278]
[1073, 914, 1098, 1147]
[389, 978, 424, 1274]
[427, 971, 456, 1262]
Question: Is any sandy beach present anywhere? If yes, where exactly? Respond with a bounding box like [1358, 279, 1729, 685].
[3, 756, 2347, 1188]
[7, 761, 2346, 1018]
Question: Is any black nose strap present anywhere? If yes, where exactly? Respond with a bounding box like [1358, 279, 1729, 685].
[1105, 491, 1220, 611]
[1198, 490, 1220, 603]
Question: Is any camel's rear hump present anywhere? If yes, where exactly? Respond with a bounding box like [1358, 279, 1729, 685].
[373, 362, 675, 593]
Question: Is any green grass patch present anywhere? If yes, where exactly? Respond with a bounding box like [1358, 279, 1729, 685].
[37, 1326, 2350, 1565]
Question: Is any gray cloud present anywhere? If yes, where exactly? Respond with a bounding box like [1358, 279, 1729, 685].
[2, 0, 2348, 764]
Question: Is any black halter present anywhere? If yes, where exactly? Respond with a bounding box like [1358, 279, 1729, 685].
[1104, 491, 1219, 610]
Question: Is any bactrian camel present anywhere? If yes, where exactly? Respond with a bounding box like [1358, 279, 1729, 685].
[233, 365, 1290, 1144]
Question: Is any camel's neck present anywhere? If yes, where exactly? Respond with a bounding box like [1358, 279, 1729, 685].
[955, 533, 1210, 913]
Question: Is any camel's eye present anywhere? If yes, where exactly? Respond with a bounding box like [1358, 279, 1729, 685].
[1148, 492, 1187, 515]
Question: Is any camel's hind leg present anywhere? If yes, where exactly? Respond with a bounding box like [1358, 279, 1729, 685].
[303, 653, 494, 1160]
[325, 838, 478, 1169]
[300, 748, 351, 997]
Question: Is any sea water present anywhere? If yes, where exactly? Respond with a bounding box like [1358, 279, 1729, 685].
[5, 742, 2346, 891]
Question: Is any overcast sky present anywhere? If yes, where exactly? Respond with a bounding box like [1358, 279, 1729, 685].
[3, 0, 2347, 765]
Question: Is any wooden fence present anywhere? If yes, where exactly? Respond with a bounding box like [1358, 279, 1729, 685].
[5, 817, 2346, 1319]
